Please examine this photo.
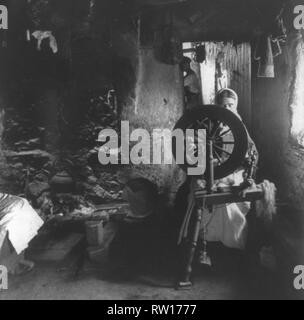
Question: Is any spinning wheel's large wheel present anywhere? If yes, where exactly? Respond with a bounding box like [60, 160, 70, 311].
[172, 105, 249, 180]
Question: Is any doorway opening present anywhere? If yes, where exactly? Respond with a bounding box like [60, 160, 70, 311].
[182, 41, 252, 129]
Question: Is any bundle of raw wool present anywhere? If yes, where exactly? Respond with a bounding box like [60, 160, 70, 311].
[255, 180, 277, 223]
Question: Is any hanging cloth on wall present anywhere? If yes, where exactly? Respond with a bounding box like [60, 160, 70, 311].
[32, 30, 58, 54]
[253, 11, 287, 78]
[270, 14, 286, 58]
[254, 34, 275, 78]
[216, 52, 228, 91]
[194, 45, 206, 63]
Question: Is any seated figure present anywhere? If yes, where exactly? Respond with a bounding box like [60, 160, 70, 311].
[200, 88, 258, 250]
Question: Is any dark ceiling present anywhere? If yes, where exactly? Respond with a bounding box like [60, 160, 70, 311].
[7, 0, 292, 42]
[135, 0, 289, 41]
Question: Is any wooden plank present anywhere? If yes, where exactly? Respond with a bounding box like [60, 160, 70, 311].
[194, 189, 263, 205]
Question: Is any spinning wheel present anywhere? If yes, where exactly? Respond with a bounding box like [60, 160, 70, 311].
[172, 105, 249, 180]
[172, 106, 262, 290]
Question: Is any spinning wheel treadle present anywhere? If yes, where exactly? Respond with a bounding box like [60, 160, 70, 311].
[173, 105, 249, 179]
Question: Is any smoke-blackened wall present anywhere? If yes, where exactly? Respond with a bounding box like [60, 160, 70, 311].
[253, 32, 304, 217]
[111, 20, 185, 203]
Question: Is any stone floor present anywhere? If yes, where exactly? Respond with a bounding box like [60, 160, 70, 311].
[0, 252, 299, 300]
[1, 206, 303, 300]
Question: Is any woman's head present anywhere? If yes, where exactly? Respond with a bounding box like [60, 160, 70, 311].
[215, 88, 238, 114]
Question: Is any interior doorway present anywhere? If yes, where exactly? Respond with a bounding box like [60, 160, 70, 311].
[182, 41, 252, 129]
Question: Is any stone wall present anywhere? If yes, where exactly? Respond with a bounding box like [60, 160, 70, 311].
[252, 32, 304, 217]
[116, 34, 186, 203]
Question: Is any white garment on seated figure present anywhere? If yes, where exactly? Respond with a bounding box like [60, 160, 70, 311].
[0, 194, 44, 255]
[201, 170, 250, 250]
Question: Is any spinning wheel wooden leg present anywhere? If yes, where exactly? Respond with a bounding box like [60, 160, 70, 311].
[177, 207, 203, 290]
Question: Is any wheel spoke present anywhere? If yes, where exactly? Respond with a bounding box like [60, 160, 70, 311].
[196, 118, 208, 128]
[213, 149, 223, 164]
[220, 141, 235, 145]
[214, 145, 232, 156]
[219, 128, 231, 137]
[210, 121, 222, 138]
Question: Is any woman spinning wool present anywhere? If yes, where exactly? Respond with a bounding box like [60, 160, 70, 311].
[199, 88, 258, 251]
[175, 88, 276, 273]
